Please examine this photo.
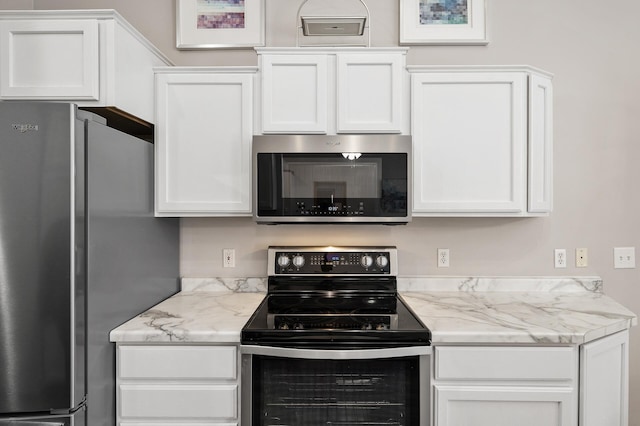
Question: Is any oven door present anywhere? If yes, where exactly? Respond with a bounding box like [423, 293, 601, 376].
[241, 345, 430, 426]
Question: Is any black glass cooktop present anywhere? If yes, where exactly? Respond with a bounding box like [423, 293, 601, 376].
[241, 278, 431, 349]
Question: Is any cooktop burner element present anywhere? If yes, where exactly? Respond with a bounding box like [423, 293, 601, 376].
[241, 246, 431, 349]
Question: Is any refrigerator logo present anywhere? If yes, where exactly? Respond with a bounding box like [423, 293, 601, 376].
[326, 140, 341, 146]
[12, 124, 39, 133]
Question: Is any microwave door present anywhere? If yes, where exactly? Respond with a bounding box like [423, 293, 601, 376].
[257, 154, 281, 212]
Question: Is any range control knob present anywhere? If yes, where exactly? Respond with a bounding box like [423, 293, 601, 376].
[277, 254, 291, 268]
[360, 255, 373, 269]
[376, 255, 389, 268]
[292, 255, 306, 268]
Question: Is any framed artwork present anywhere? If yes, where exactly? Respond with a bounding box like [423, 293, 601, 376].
[176, 0, 265, 49]
[400, 0, 487, 45]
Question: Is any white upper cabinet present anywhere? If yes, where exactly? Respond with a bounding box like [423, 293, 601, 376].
[410, 66, 553, 216]
[257, 48, 408, 135]
[0, 18, 100, 100]
[0, 10, 171, 123]
[335, 53, 405, 133]
[154, 67, 255, 217]
[260, 53, 328, 134]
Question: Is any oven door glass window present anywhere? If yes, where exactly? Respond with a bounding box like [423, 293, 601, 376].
[251, 355, 420, 425]
[257, 153, 408, 218]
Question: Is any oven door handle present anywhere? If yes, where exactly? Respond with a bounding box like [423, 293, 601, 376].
[240, 345, 431, 359]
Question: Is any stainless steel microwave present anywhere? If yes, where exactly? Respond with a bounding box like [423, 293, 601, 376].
[253, 134, 411, 224]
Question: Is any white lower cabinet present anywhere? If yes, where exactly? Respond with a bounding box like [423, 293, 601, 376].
[433, 346, 578, 426]
[434, 334, 631, 426]
[580, 330, 629, 426]
[435, 385, 574, 426]
[116, 344, 240, 426]
[115, 334, 630, 426]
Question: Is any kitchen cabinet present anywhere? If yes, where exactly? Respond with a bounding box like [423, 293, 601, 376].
[257, 47, 408, 134]
[434, 332, 631, 426]
[154, 67, 255, 216]
[433, 346, 577, 426]
[580, 330, 629, 426]
[116, 344, 239, 426]
[410, 66, 553, 216]
[0, 10, 171, 124]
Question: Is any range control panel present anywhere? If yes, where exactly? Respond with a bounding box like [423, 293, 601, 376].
[268, 247, 397, 276]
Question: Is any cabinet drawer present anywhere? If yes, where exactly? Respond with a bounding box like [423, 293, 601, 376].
[120, 384, 237, 419]
[435, 346, 576, 381]
[119, 345, 237, 380]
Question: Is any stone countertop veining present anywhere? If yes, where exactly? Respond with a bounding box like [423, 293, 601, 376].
[109, 291, 265, 343]
[402, 290, 637, 345]
[109, 276, 636, 345]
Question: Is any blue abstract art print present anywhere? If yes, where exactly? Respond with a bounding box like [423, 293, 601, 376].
[420, 0, 468, 25]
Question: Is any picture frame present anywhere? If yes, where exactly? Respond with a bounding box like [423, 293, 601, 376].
[400, 0, 487, 45]
[176, 0, 265, 49]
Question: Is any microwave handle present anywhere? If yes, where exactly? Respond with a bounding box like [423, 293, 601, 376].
[241, 345, 431, 359]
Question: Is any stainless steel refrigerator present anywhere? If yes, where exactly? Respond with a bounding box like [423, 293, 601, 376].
[0, 102, 180, 426]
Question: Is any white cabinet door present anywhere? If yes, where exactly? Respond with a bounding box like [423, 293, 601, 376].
[336, 54, 404, 133]
[261, 54, 328, 134]
[435, 385, 575, 426]
[580, 330, 629, 426]
[412, 71, 528, 214]
[0, 19, 100, 99]
[155, 69, 254, 216]
[258, 48, 408, 135]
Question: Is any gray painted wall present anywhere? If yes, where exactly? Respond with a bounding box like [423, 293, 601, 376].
[5, 0, 639, 422]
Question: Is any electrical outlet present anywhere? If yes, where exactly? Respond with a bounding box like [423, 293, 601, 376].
[554, 249, 567, 268]
[223, 248, 235, 268]
[614, 247, 636, 269]
[437, 248, 450, 268]
[576, 248, 588, 267]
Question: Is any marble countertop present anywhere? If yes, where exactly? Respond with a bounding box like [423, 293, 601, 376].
[402, 291, 636, 344]
[109, 291, 265, 343]
[109, 277, 637, 345]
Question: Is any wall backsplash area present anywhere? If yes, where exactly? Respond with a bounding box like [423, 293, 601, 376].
[4, 0, 640, 422]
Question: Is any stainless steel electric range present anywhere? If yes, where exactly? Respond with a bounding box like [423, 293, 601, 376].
[240, 246, 431, 426]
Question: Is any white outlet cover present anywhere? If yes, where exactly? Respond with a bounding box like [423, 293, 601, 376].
[614, 247, 635, 269]
[437, 248, 450, 268]
[223, 248, 236, 268]
[554, 248, 567, 268]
